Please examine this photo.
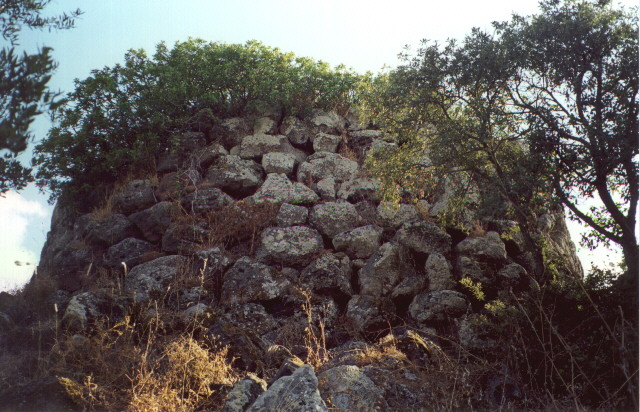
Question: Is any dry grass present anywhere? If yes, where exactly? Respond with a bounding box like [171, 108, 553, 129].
[52, 313, 238, 411]
[199, 201, 278, 254]
[91, 172, 160, 220]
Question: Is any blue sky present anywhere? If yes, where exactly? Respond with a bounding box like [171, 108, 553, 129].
[0, 0, 634, 290]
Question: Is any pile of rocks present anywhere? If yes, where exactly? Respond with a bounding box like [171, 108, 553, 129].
[23, 108, 581, 410]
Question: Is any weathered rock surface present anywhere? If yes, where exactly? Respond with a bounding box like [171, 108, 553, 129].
[125, 255, 188, 303]
[426, 252, 456, 291]
[162, 222, 207, 254]
[456, 231, 507, 262]
[129, 201, 176, 243]
[104, 237, 156, 268]
[239, 134, 287, 160]
[332, 225, 383, 259]
[262, 152, 296, 176]
[376, 202, 420, 229]
[276, 203, 308, 227]
[315, 177, 337, 200]
[337, 177, 381, 203]
[395, 220, 451, 255]
[246, 365, 327, 412]
[250, 173, 319, 205]
[318, 365, 386, 411]
[346, 295, 395, 334]
[85, 214, 137, 248]
[313, 133, 341, 153]
[205, 155, 264, 196]
[358, 242, 403, 296]
[309, 201, 361, 238]
[112, 179, 157, 215]
[221, 257, 290, 306]
[409, 290, 468, 323]
[257, 226, 323, 267]
[297, 152, 358, 184]
[222, 374, 268, 412]
[300, 253, 352, 299]
[180, 188, 234, 214]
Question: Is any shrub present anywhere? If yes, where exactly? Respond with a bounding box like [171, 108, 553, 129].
[33, 39, 361, 205]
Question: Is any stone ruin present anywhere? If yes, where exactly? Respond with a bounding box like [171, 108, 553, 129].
[28, 108, 582, 410]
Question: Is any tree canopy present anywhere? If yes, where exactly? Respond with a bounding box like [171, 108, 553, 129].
[33, 39, 361, 203]
[360, 0, 638, 285]
[0, 0, 81, 193]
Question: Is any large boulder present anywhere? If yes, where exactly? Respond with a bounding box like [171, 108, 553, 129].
[262, 152, 296, 176]
[346, 295, 395, 335]
[161, 222, 207, 254]
[409, 290, 468, 323]
[318, 365, 386, 411]
[337, 177, 381, 203]
[394, 220, 451, 255]
[282, 116, 312, 147]
[332, 225, 383, 259]
[239, 134, 287, 160]
[112, 179, 156, 215]
[309, 110, 346, 134]
[455, 232, 507, 285]
[190, 142, 228, 169]
[313, 133, 341, 153]
[205, 155, 264, 196]
[129, 201, 176, 243]
[377, 202, 420, 229]
[455, 231, 507, 262]
[358, 242, 404, 297]
[426, 252, 456, 291]
[250, 173, 319, 205]
[104, 237, 156, 269]
[309, 202, 361, 238]
[180, 188, 234, 214]
[256, 226, 324, 267]
[85, 214, 137, 248]
[62, 290, 129, 331]
[315, 177, 337, 200]
[222, 374, 268, 412]
[220, 257, 290, 306]
[246, 365, 327, 412]
[299, 253, 352, 299]
[125, 255, 188, 303]
[297, 152, 358, 184]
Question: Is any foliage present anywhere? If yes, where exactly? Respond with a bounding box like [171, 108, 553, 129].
[497, 0, 639, 285]
[0, 0, 81, 193]
[358, 0, 638, 284]
[33, 39, 361, 203]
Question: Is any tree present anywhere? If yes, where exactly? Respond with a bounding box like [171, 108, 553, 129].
[498, 0, 638, 289]
[361, 0, 637, 287]
[33, 39, 360, 205]
[0, 0, 81, 193]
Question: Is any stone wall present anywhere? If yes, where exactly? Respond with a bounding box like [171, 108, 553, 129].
[32, 108, 583, 410]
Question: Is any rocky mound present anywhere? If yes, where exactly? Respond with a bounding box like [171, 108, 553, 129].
[1, 109, 583, 411]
